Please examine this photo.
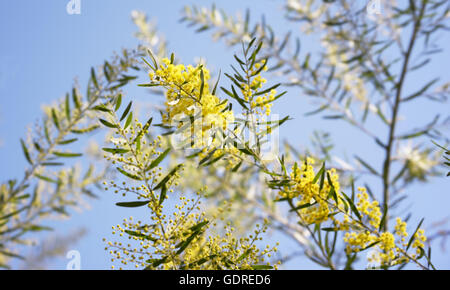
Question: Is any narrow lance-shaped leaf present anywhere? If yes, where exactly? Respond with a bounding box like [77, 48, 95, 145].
[102, 148, 129, 154]
[199, 68, 205, 102]
[124, 111, 133, 130]
[116, 200, 149, 208]
[212, 69, 221, 95]
[313, 162, 326, 184]
[58, 138, 78, 145]
[99, 118, 117, 129]
[52, 151, 82, 158]
[342, 192, 362, 221]
[114, 94, 122, 111]
[120, 101, 132, 122]
[406, 218, 425, 251]
[159, 184, 167, 205]
[153, 164, 182, 190]
[20, 139, 32, 165]
[51, 108, 60, 130]
[65, 93, 71, 121]
[355, 155, 380, 176]
[133, 117, 152, 143]
[72, 87, 81, 110]
[91, 67, 99, 89]
[117, 167, 142, 181]
[146, 148, 171, 171]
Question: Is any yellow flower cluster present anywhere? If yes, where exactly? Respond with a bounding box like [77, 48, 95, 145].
[101, 116, 277, 270]
[355, 187, 382, 229]
[150, 58, 234, 149]
[277, 157, 428, 268]
[341, 188, 427, 267]
[104, 190, 279, 270]
[278, 158, 341, 224]
[241, 60, 274, 116]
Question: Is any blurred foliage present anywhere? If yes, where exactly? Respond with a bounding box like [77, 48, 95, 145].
[1, 0, 449, 270]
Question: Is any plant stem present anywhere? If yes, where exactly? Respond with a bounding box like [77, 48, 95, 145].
[381, 1, 426, 231]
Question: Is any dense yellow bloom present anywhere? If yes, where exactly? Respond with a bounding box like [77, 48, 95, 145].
[355, 187, 382, 229]
[150, 58, 234, 145]
[278, 158, 341, 224]
[276, 157, 428, 268]
[242, 59, 274, 116]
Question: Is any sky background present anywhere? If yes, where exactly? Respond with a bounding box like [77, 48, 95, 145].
[0, 0, 449, 269]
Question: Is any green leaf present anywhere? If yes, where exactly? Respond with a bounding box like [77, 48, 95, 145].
[253, 83, 281, 96]
[198, 148, 217, 166]
[321, 227, 339, 232]
[212, 70, 221, 95]
[20, 139, 32, 165]
[159, 184, 167, 205]
[58, 138, 78, 145]
[71, 125, 100, 134]
[91, 67, 99, 89]
[124, 230, 157, 242]
[355, 155, 380, 176]
[221, 86, 248, 110]
[361, 241, 381, 251]
[102, 148, 129, 154]
[124, 111, 133, 130]
[398, 130, 428, 140]
[290, 202, 316, 212]
[51, 108, 60, 130]
[326, 172, 338, 205]
[189, 220, 209, 233]
[41, 162, 64, 166]
[133, 117, 152, 143]
[146, 48, 158, 70]
[145, 257, 168, 269]
[231, 160, 243, 172]
[406, 218, 425, 251]
[199, 68, 205, 101]
[115, 200, 149, 208]
[378, 204, 388, 232]
[146, 148, 171, 171]
[26, 225, 53, 232]
[72, 87, 81, 110]
[176, 229, 202, 255]
[138, 83, 159, 87]
[237, 249, 251, 262]
[0, 250, 24, 260]
[185, 255, 217, 269]
[65, 93, 71, 121]
[99, 118, 117, 129]
[153, 164, 182, 190]
[120, 101, 132, 122]
[250, 265, 273, 270]
[202, 153, 225, 167]
[52, 151, 82, 158]
[342, 192, 362, 221]
[0, 206, 30, 221]
[114, 94, 122, 111]
[402, 78, 439, 102]
[92, 105, 110, 113]
[116, 167, 142, 181]
[313, 162, 325, 184]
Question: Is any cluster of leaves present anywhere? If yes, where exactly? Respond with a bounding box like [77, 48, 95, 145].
[0, 47, 145, 268]
[2, 0, 449, 270]
[178, 0, 450, 269]
[98, 49, 280, 270]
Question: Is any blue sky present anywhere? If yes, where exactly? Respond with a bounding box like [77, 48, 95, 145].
[0, 0, 449, 269]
